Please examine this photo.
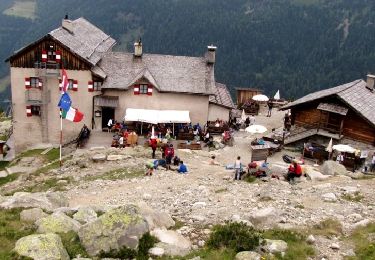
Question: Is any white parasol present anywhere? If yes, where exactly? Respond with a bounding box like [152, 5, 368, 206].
[245, 124, 268, 134]
[332, 144, 355, 153]
[326, 138, 333, 153]
[252, 94, 269, 102]
[151, 126, 156, 138]
[241, 109, 247, 122]
[274, 90, 280, 100]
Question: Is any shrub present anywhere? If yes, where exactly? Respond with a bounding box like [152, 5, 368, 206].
[311, 218, 343, 237]
[206, 221, 262, 252]
[59, 231, 89, 258]
[346, 222, 375, 260]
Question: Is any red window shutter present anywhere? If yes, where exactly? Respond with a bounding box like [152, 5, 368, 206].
[88, 81, 93, 92]
[38, 78, 43, 89]
[25, 77, 31, 89]
[147, 85, 153, 96]
[59, 79, 62, 91]
[26, 106, 32, 117]
[42, 50, 47, 62]
[134, 84, 140, 95]
[55, 51, 61, 63]
[72, 80, 78, 91]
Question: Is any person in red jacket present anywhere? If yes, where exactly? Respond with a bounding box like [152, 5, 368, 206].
[150, 137, 157, 159]
[286, 160, 302, 183]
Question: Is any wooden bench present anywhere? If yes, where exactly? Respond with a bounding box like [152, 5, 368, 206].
[177, 142, 202, 150]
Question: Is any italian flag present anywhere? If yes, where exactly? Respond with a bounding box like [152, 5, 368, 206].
[61, 107, 84, 122]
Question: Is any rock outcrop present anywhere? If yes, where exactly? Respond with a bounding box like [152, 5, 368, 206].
[0, 192, 68, 211]
[151, 228, 192, 256]
[36, 212, 81, 234]
[78, 205, 149, 256]
[15, 233, 70, 260]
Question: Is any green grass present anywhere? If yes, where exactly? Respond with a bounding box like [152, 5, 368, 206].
[341, 192, 364, 202]
[170, 218, 185, 230]
[243, 175, 257, 183]
[3, 0, 37, 20]
[263, 229, 315, 260]
[0, 172, 20, 187]
[0, 161, 10, 171]
[310, 218, 343, 238]
[345, 222, 375, 260]
[0, 208, 36, 259]
[59, 231, 89, 258]
[16, 176, 73, 193]
[84, 167, 144, 181]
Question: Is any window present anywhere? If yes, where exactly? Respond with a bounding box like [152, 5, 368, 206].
[68, 79, 74, 90]
[47, 45, 56, 61]
[30, 77, 40, 88]
[139, 84, 148, 94]
[31, 106, 41, 116]
[94, 81, 102, 91]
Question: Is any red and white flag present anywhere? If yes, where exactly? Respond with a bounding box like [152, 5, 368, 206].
[61, 69, 69, 93]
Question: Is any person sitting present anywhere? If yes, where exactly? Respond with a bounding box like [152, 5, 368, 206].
[177, 161, 188, 174]
[118, 136, 125, 148]
[286, 160, 302, 183]
[154, 159, 167, 169]
[173, 156, 181, 166]
[209, 155, 220, 165]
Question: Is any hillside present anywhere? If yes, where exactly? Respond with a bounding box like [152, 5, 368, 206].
[1, 0, 375, 107]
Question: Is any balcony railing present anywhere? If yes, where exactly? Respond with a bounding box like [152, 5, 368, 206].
[34, 62, 60, 76]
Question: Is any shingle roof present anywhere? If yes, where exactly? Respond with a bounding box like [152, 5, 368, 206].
[337, 80, 375, 126]
[98, 52, 215, 95]
[282, 79, 375, 127]
[49, 18, 116, 66]
[210, 83, 235, 109]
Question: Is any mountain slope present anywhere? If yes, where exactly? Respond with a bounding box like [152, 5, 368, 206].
[1, 0, 375, 106]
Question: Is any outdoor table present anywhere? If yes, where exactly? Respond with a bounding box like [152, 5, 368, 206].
[177, 142, 202, 150]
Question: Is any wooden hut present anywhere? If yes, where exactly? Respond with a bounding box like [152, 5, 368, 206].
[236, 88, 262, 108]
[281, 76, 375, 146]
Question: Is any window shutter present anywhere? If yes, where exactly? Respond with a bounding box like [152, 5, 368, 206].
[25, 77, 31, 89]
[38, 78, 43, 89]
[55, 51, 61, 63]
[147, 85, 153, 96]
[42, 50, 47, 62]
[72, 80, 78, 91]
[26, 106, 32, 117]
[59, 79, 62, 91]
[134, 84, 140, 95]
[88, 81, 94, 92]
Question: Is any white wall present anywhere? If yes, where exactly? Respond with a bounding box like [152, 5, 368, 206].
[208, 103, 230, 121]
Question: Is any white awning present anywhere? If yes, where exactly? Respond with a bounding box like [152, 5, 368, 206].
[124, 108, 191, 124]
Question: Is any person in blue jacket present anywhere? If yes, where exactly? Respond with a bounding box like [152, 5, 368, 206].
[177, 161, 188, 174]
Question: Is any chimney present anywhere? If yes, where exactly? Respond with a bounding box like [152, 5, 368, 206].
[134, 38, 142, 57]
[206, 45, 217, 64]
[366, 74, 375, 91]
[62, 14, 73, 34]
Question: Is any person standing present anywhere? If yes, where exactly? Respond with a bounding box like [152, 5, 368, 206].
[336, 152, 344, 164]
[107, 118, 113, 132]
[245, 117, 250, 127]
[150, 137, 157, 159]
[234, 156, 243, 180]
[267, 100, 273, 117]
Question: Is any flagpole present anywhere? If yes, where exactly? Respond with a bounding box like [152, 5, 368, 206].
[60, 109, 62, 167]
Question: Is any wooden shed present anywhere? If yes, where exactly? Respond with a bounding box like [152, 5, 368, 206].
[236, 88, 262, 108]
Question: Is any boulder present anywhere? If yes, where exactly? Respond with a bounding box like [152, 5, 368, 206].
[0, 192, 68, 211]
[304, 167, 329, 181]
[0, 170, 8, 178]
[235, 251, 262, 260]
[262, 239, 288, 254]
[306, 234, 316, 244]
[321, 161, 347, 176]
[92, 154, 106, 162]
[148, 247, 165, 257]
[106, 154, 124, 161]
[330, 243, 340, 250]
[15, 233, 69, 260]
[249, 207, 280, 227]
[36, 212, 81, 233]
[152, 228, 192, 256]
[322, 193, 337, 202]
[90, 146, 106, 151]
[78, 205, 149, 256]
[340, 186, 359, 195]
[20, 208, 48, 223]
[73, 207, 98, 224]
[138, 203, 175, 230]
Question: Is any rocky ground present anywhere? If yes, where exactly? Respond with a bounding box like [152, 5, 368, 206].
[1, 109, 375, 259]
